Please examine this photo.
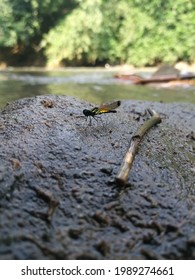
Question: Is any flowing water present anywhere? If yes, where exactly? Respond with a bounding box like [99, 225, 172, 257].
[0, 68, 195, 108]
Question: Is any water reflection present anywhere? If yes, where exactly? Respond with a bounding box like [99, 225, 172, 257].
[0, 68, 194, 108]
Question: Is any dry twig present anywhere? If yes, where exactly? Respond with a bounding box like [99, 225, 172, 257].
[116, 109, 161, 186]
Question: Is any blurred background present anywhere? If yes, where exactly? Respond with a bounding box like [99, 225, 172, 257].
[0, 0, 195, 107]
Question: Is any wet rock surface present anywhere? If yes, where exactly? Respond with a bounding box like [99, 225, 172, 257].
[0, 95, 194, 259]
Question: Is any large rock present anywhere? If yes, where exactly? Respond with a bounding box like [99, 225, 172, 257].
[0, 95, 194, 259]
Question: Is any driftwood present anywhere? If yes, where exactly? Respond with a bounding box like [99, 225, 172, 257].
[115, 64, 195, 85]
[116, 109, 161, 186]
[135, 74, 195, 85]
[115, 73, 195, 84]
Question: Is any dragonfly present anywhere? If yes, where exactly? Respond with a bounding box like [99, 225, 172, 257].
[83, 100, 121, 124]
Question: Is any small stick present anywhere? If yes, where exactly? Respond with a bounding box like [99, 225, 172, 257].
[116, 109, 161, 186]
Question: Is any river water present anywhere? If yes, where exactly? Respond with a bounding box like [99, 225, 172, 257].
[0, 68, 195, 108]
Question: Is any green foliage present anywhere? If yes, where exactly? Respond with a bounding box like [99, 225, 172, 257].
[129, 0, 195, 65]
[43, 0, 195, 66]
[42, 0, 103, 66]
[0, 0, 195, 66]
[0, 0, 16, 46]
[0, 0, 76, 47]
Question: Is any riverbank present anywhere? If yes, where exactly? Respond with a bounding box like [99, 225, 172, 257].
[1, 61, 195, 73]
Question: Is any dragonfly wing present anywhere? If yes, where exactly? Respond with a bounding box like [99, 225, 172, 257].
[98, 101, 121, 113]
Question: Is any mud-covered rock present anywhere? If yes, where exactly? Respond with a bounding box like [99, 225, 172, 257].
[0, 95, 194, 259]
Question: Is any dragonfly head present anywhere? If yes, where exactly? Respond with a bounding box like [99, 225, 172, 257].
[83, 109, 93, 117]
